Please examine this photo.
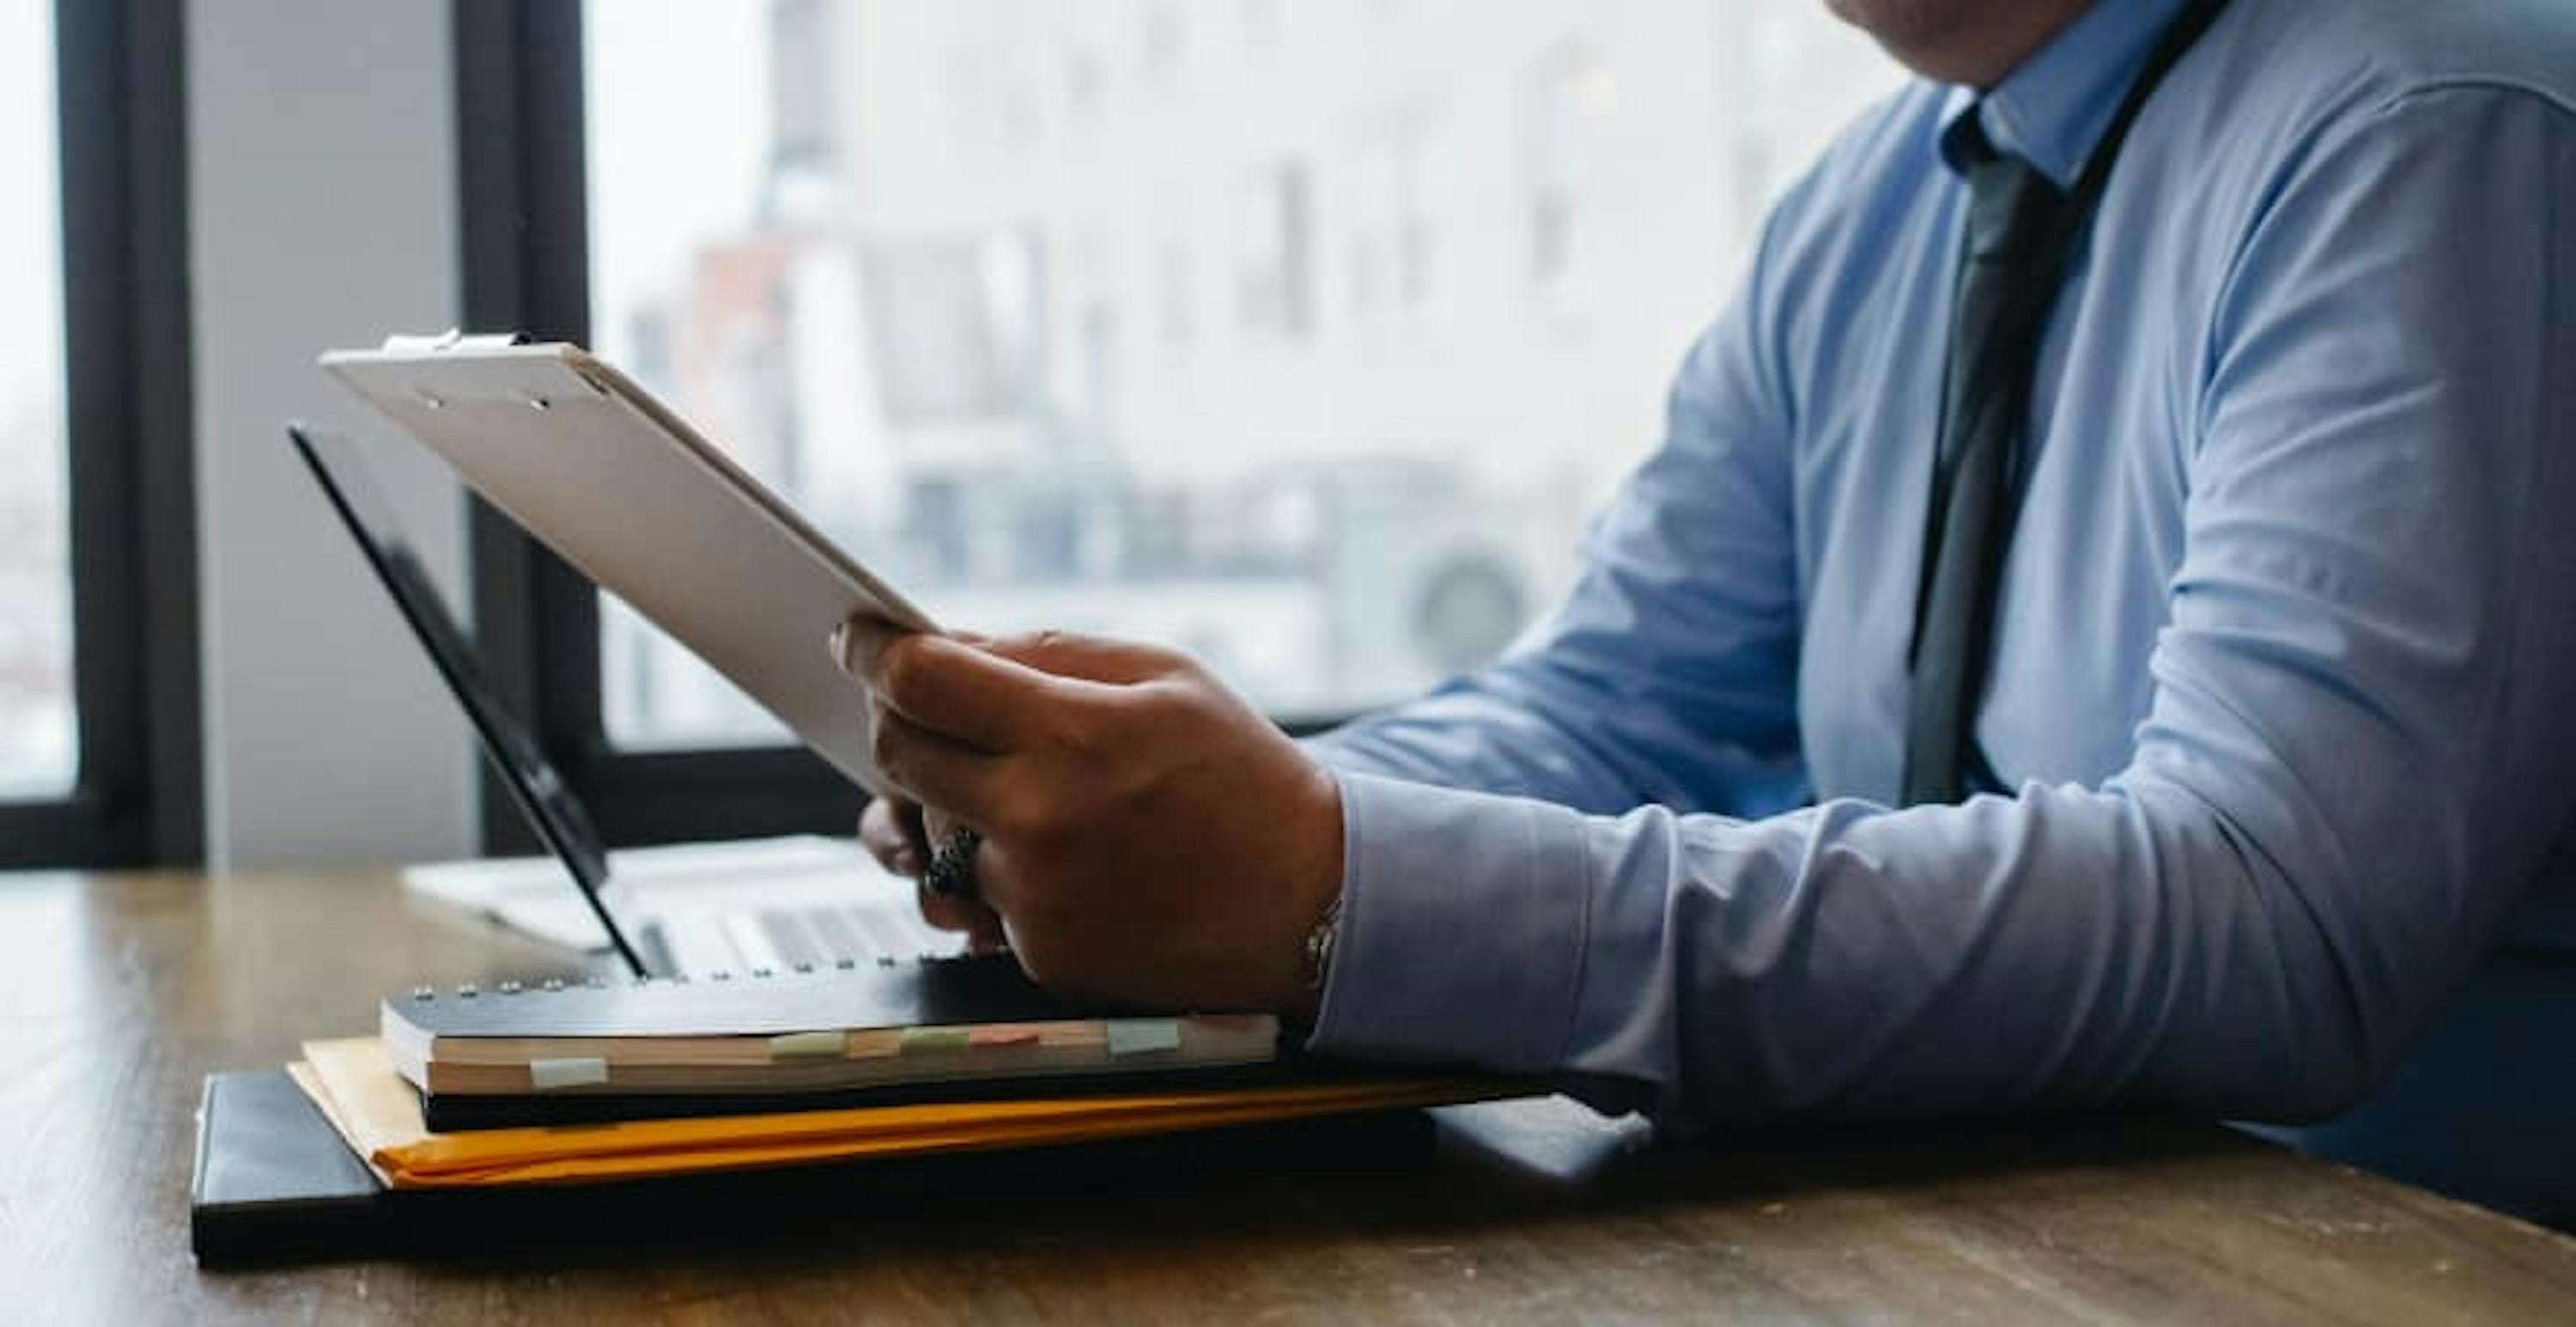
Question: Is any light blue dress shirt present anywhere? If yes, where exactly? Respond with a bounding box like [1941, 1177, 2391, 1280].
[1306, 0, 2576, 1215]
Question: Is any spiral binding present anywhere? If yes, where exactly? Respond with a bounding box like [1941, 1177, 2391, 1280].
[405, 949, 979, 1001]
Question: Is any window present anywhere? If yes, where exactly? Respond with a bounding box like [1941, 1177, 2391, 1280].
[1524, 46, 1601, 291]
[1236, 160, 1317, 339]
[0, 0, 197, 867]
[1347, 116, 1439, 318]
[1241, 0, 1282, 52]
[1140, 1, 1182, 79]
[1156, 239, 1194, 346]
[462, 0, 1900, 846]
[1392, 125, 1436, 309]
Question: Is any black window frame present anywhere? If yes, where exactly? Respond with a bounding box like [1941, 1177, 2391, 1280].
[454, 0, 1346, 851]
[0, 0, 199, 869]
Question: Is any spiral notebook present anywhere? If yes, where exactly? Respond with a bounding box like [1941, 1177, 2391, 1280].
[383, 953, 1284, 1127]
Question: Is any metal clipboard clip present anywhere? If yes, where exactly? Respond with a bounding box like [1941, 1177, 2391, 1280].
[379, 329, 527, 355]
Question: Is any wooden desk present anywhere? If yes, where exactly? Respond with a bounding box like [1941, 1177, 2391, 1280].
[4, 868, 2570, 1324]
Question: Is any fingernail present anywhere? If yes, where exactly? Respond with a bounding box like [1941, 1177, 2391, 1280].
[892, 848, 922, 876]
[829, 621, 851, 674]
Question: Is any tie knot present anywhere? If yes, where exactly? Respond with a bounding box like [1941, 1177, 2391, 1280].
[1950, 113, 2066, 260]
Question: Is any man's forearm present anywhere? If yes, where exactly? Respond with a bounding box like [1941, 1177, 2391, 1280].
[1310, 770, 2409, 1127]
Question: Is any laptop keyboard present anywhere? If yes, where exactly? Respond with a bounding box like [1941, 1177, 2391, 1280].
[717, 903, 951, 971]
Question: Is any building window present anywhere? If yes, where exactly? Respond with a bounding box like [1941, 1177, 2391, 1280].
[1348, 117, 1439, 319]
[1141, 1, 1182, 80]
[465, 0, 1900, 844]
[1241, 0, 1281, 51]
[1236, 160, 1316, 339]
[1065, 42, 1104, 119]
[1157, 239, 1194, 346]
[1524, 46, 1607, 292]
[1393, 126, 1436, 308]
[1346, 138, 1392, 317]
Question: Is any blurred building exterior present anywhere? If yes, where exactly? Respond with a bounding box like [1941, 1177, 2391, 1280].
[0, 0, 71, 796]
[0, 393, 73, 795]
[595, 0, 1900, 742]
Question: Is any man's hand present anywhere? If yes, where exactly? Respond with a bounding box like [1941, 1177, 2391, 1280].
[834, 620, 1343, 1018]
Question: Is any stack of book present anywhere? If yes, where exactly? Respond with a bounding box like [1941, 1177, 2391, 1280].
[193, 953, 1506, 1263]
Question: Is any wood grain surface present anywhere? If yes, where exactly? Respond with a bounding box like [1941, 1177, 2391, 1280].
[3, 867, 2570, 1324]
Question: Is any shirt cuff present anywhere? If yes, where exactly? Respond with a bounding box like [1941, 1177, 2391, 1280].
[1307, 769, 1595, 1074]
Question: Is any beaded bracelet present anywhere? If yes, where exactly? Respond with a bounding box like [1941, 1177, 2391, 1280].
[1303, 891, 1345, 993]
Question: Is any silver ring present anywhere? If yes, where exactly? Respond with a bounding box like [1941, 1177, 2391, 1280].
[922, 827, 983, 900]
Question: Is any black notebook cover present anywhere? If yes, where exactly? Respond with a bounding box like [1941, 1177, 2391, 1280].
[191, 1070, 388, 1265]
[191, 1069, 1434, 1268]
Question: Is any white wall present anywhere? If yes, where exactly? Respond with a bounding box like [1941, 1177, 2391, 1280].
[188, 0, 476, 868]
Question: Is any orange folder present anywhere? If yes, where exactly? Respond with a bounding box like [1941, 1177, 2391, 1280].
[294, 1038, 1514, 1190]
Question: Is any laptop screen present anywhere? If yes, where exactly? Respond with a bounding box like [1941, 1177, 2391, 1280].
[288, 423, 650, 977]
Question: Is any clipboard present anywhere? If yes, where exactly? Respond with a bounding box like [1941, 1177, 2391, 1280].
[322, 332, 934, 795]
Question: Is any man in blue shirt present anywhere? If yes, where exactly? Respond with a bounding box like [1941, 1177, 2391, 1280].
[838, 0, 2576, 1224]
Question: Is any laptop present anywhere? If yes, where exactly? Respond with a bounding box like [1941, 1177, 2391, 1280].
[288, 423, 957, 979]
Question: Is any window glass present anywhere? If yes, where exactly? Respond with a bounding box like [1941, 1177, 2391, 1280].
[584, 0, 1903, 746]
[0, 0, 74, 796]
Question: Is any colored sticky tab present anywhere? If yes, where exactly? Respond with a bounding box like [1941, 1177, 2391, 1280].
[899, 1026, 972, 1053]
[768, 1030, 846, 1060]
[1105, 1019, 1182, 1056]
[844, 1029, 903, 1059]
[528, 1056, 610, 1091]
[966, 1024, 1044, 1048]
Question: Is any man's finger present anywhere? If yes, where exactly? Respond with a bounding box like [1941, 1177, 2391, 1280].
[916, 882, 1001, 937]
[858, 796, 927, 876]
[867, 702, 1010, 824]
[835, 618, 1068, 752]
[980, 629, 1182, 685]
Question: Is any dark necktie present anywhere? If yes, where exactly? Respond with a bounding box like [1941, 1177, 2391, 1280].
[1894, 0, 2232, 807]
[1899, 125, 2072, 806]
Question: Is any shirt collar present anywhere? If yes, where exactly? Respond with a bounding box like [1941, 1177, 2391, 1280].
[1935, 0, 2190, 188]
